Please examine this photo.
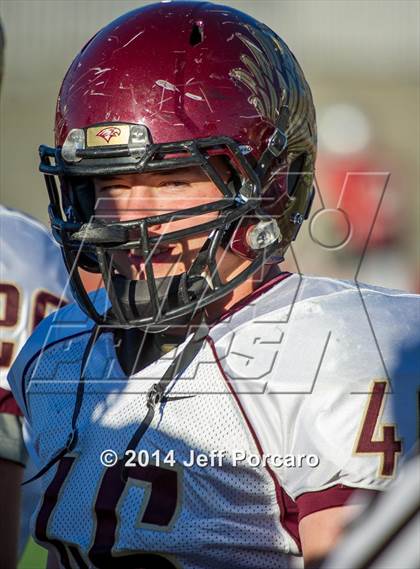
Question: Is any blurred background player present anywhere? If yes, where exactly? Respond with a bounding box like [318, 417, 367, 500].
[313, 103, 410, 290]
[0, 206, 69, 565]
[0, 20, 70, 568]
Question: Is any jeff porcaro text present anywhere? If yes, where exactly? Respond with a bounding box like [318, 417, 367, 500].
[99, 449, 320, 469]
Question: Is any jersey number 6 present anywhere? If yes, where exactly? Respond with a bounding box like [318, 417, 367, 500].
[35, 456, 181, 568]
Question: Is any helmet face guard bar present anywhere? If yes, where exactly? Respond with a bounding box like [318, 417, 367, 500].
[40, 134, 260, 197]
[62, 201, 259, 328]
[39, 133, 286, 328]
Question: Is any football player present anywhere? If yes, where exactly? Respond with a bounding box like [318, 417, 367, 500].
[7, 3, 419, 568]
[0, 20, 70, 566]
[0, 206, 70, 566]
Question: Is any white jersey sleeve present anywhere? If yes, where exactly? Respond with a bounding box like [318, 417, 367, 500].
[212, 274, 420, 516]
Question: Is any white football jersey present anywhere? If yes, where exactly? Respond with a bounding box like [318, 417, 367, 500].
[8, 273, 420, 569]
[0, 205, 70, 390]
[0, 205, 71, 555]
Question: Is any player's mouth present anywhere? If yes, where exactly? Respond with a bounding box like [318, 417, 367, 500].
[128, 245, 179, 267]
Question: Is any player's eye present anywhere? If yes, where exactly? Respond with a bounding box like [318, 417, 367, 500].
[97, 185, 131, 197]
[159, 180, 190, 189]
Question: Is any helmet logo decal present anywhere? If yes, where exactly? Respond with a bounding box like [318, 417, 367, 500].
[86, 124, 130, 147]
[96, 126, 122, 143]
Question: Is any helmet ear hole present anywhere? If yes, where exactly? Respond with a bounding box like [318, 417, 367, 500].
[287, 154, 306, 197]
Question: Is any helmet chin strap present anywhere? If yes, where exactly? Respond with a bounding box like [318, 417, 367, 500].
[111, 272, 208, 332]
[110, 235, 218, 332]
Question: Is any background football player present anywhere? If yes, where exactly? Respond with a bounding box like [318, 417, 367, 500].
[0, 205, 70, 568]
[0, 20, 71, 568]
[6, 3, 419, 569]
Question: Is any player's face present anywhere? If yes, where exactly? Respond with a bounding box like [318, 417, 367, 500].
[94, 162, 229, 280]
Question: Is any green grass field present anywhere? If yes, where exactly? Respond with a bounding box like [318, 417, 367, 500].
[19, 538, 48, 569]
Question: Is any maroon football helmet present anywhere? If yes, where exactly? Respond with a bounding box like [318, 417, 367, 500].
[40, 1, 316, 328]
